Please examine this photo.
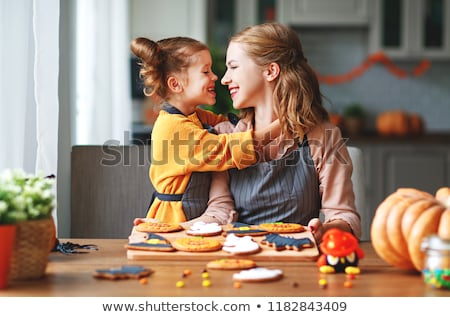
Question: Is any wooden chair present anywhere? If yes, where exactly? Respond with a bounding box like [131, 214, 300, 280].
[347, 146, 368, 241]
[71, 145, 153, 238]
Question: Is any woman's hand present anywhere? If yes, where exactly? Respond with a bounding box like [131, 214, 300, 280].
[309, 218, 354, 244]
[307, 218, 325, 243]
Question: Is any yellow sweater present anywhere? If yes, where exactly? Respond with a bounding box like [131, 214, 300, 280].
[148, 108, 256, 223]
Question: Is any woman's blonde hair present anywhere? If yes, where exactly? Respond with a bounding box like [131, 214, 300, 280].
[130, 37, 209, 100]
[230, 22, 329, 139]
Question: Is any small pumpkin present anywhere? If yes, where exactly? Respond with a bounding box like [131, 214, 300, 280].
[375, 110, 424, 137]
[370, 187, 450, 271]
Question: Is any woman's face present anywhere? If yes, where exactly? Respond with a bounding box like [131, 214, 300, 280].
[221, 42, 266, 110]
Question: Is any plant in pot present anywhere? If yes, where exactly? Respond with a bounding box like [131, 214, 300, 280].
[342, 103, 366, 136]
[0, 169, 56, 288]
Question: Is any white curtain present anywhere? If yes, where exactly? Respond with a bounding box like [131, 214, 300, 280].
[0, 0, 59, 224]
[0, 0, 59, 178]
[74, 0, 131, 145]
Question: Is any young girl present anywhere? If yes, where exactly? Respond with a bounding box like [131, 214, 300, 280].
[130, 36, 279, 224]
[203, 23, 361, 242]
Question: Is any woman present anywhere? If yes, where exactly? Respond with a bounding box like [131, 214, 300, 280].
[199, 22, 361, 243]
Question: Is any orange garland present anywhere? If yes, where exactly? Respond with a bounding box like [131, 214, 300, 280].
[317, 51, 431, 85]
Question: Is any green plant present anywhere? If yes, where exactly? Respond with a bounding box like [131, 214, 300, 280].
[343, 103, 366, 118]
[0, 169, 55, 224]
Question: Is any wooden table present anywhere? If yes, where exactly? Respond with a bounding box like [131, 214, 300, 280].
[1, 239, 448, 297]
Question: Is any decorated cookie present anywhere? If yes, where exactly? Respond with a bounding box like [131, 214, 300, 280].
[126, 233, 175, 252]
[186, 221, 222, 237]
[172, 236, 222, 252]
[93, 265, 153, 280]
[224, 222, 268, 237]
[206, 258, 257, 270]
[222, 233, 261, 255]
[135, 221, 183, 233]
[258, 222, 306, 233]
[261, 233, 313, 251]
[233, 267, 283, 282]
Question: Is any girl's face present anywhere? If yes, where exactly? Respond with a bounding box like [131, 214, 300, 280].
[221, 42, 266, 110]
[180, 49, 218, 110]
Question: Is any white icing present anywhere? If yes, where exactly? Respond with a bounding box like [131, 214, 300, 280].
[233, 267, 283, 280]
[186, 221, 222, 235]
[222, 233, 260, 254]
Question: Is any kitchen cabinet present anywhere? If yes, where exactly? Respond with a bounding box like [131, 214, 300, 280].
[276, 0, 369, 26]
[369, 0, 450, 59]
[349, 139, 450, 241]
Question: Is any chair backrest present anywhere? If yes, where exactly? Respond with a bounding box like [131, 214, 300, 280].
[70, 145, 368, 240]
[347, 146, 368, 241]
[71, 145, 154, 238]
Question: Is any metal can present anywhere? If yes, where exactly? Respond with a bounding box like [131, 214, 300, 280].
[421, 235, 450, 290]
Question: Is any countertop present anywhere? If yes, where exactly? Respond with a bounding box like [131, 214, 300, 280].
[1, 239, 448, 297]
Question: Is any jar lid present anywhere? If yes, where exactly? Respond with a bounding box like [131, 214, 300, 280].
[421, 234, 450, 251]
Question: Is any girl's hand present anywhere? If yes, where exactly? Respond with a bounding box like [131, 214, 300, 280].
[133, 217, 158, 226]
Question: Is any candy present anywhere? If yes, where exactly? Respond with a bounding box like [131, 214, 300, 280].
[202, 272, 210, 279]
[139, 278, 148, 285]
[202, 280, 211, 287]
[183, 269, 192, 277]
[176, 280, 185, 288]
[318, 278, 328, 288]
[344, 280, 353, 288]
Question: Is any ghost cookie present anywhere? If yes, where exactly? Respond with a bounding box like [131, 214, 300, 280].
[233, 267, 283, 282]
[186, 221, 223, 237]
[222, 233, 261, 255]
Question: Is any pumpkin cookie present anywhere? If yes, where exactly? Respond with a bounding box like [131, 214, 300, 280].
[261, 233, 313, 251]
[206, 258, 257, 270]
[135, 221, 183, 233]
[172, 237, 222, 252]
[233, 267, 283, 282]
[186, 221, 222, 237]
[126, 233, 175, 252]
[258, 222, 305, 233]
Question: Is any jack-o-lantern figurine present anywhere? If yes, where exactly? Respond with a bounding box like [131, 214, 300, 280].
[317, 229, 364, 274]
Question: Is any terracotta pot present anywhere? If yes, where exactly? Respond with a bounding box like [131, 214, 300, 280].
[0, 225, 16, 289]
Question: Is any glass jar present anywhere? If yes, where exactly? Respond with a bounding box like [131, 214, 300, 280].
[421, 235, 450, 290]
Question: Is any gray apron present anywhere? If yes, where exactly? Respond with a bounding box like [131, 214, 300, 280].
[229, 137, 320, 225]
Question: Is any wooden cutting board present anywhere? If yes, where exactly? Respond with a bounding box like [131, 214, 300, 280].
[126, 225, 320, 262]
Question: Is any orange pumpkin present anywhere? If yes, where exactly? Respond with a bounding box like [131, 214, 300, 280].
[376, 110, 424, 137]
[370, 187, 450, 271]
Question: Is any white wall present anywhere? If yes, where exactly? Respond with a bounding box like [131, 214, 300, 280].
[129, 0, 207, 41]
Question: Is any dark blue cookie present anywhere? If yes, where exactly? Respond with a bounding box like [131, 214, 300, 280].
[94, 265, 153, 280]
[262, 233, 313, 251]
